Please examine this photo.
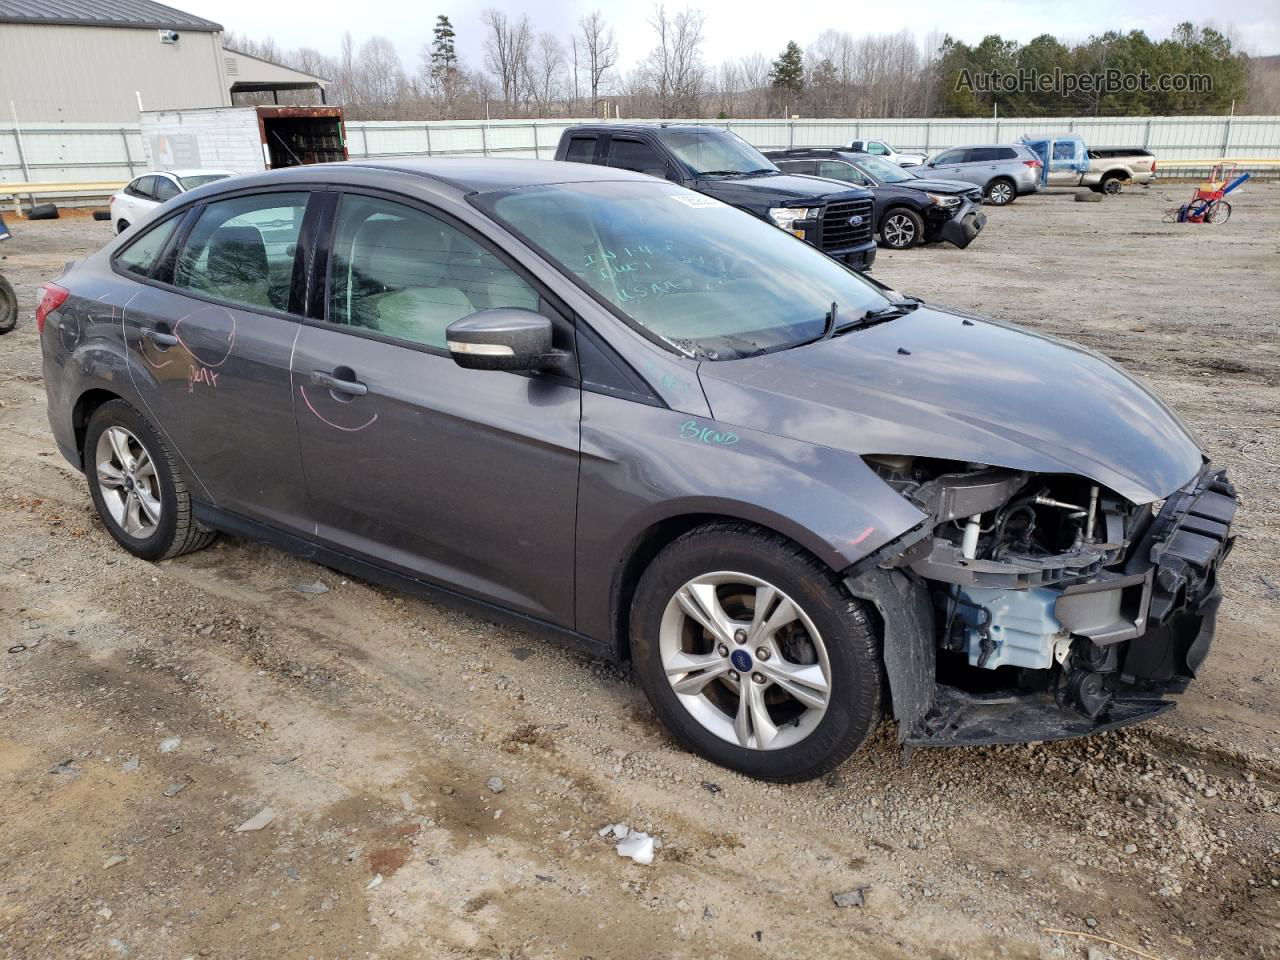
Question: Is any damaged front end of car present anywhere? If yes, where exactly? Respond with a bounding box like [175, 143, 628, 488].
[845, 457, 1236, 750]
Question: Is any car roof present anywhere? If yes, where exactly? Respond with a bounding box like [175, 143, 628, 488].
[167, 169, 238, 177]
[338, 157, 663, 193]
[564, 123, 728, 135]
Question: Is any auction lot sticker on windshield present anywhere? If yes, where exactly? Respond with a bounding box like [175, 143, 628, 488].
[671, 195, 723, 208]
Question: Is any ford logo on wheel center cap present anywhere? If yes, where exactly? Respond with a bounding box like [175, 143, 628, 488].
[848, 215, 864, 226]
[730, 649, 753, 672]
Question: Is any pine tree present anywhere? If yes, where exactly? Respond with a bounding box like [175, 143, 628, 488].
[431, 15, 457, 83]
[770, 41, 805, 94]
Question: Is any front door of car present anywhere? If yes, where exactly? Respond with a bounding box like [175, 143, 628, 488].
[121, 189, 316, 531]
[929, 149, 970, 181]
[291, 192, 581, 627]
[1047, 139, 1085, 186]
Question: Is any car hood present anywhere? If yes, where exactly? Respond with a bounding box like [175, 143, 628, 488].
[696, 173, 871, 207]
[697, 306, 1203, 504]
[898, 177, 979, 194]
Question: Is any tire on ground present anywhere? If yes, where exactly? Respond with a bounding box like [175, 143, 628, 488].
[1075, 190, 1103, 203]
[629, 521, 883, 782]
[25, 203, 59, 220]
[0, 275, 17, 335]
[83, 398, 216, 562]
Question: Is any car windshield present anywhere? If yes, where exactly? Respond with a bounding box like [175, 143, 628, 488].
[658, 129, 777, 177]
[852, 155, 917, 184]
[177, 173, 231, 190]
[476, 180, 890, 360]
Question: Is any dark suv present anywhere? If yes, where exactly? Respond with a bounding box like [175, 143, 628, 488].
[766, 148, 986, 250]
[555, 124, 877, 271]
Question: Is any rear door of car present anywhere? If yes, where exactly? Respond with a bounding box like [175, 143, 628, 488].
[119, 188, 317, 531]
[289, 189, 581, 626]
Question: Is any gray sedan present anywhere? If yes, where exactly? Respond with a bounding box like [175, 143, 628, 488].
[917, 143, 1044, 205]
[37, 159, 1233, 780]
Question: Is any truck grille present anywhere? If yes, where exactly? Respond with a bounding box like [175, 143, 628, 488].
[820, 199, 874, 251]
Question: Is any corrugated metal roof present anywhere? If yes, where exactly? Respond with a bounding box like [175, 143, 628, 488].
[0, 0, 222, 31]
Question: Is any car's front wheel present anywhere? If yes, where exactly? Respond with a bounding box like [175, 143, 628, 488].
[879, 208, 924, 249]
[631, 523, 883, 782]
[84, 399, 215, 561]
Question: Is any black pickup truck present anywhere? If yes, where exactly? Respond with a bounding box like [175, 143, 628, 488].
[554, 124, 878, 271]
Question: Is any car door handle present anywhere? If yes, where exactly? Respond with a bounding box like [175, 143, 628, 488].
[311, 369, 368, 396]
[142, 326, 178, 347]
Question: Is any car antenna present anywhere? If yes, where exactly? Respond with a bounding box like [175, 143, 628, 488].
[822, 301, 838, 340]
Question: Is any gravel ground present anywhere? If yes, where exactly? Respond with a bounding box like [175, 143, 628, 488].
[0, 185, 1278, 960]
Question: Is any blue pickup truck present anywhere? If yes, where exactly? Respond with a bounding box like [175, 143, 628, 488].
[1019, 134, 1157, 194]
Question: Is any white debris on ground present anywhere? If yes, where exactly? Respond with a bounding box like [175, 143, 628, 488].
[233, 807, 276, 832]
[598, 823, 662, 865]
[157, 736, 181, 753]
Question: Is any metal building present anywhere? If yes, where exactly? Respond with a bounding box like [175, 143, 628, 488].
[0, 0, 327, 123]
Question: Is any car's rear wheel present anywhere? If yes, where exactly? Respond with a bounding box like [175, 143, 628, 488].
[0, 275, 17, 335]
[630, 523, 882, 782]
[879, 208, 923, 249]
[84, 399, 215, 561]
[1101, 174, 1125, 195]
[985, 178, 1016, 205]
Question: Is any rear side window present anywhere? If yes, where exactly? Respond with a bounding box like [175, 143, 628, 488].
[776, 159, 817, 175]
[606, 138, 666, 176]
[564, 136, 597, 163]
[819, 160, 864, 183]
[326, 194, 538, 350]
[153, 177, 180, 202]
[172, 192, 309, 314]
[129, 176, 157, 199]
[970, 147, 1018, 162]
[115, 216, 180, 278]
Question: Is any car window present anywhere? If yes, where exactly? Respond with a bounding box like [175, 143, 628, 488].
[607, 138, 666, 176]
[564, 136, 597, 163]
[115, 215, 180, 278]
[130, 176, 157, 200]
[867, 141, 889, 156]
[478, 180, 890, 360]
[967, 148, 1007, 163]
[996, 147, 1019, 161]
[934, 149, 966, 165]
[849, 140, 864, 151]
[172, 192, 308, 313]
[152, 177, 180, 202]
[178, 173, 232, 190]
[326, 194, 538, 350]
[775, 159, 817, 175]
[818, 160, 865, 184]
[1052, 141, 1075, 160]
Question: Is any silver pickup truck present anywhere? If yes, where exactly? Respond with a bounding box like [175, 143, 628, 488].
[1020, 134, 1156, 194]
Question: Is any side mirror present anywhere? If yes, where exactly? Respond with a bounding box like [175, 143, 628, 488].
[446, 308, 561, 372]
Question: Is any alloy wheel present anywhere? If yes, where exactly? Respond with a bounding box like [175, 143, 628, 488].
[883, 214, 917, 248]
[988, 182, 1013, 205]
[95, 426, 162, 538]
[659, 572, 832, 750]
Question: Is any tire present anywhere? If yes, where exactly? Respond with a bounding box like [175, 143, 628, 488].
[630, 522, 883, 782]
[1100, 174, 1124, 195]
[0, 275, 16, 335]
[116, 220, 130, 235]
[93, 209, 112, 221]
[25, 203, 59, 220]
[879, 207, 924, 249]
[984, 178, 1016, 206]
[1207, 200, 1231, 224]
[1075, 190, 1103, 203]
[84, 399, 216, 561]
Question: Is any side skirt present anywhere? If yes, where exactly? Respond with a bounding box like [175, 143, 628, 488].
[192, 502, 615, 662]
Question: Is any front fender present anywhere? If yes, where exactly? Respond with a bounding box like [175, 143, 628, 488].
[574, 390, 926, 645]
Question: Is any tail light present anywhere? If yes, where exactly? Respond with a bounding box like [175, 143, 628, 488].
[1151, 158, 1157, 172]
[35, 282, 69, 334]
[1023, 159, 1042, 168]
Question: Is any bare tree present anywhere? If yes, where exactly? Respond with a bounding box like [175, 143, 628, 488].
[482, 9, 532, 110]
[642, 5, 706, 117]
[578, 11, 619, 109]
[528, 33, 567, 117]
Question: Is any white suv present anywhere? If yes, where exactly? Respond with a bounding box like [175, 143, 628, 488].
[110, 170, 235, 234]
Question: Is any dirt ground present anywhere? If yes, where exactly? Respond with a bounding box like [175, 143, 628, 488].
[0, 183, 1277, 960]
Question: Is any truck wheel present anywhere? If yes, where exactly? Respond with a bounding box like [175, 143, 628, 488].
[879, 208, 924, 249]
[0, 275, 17, 335]
[984, 178, 1016, 206]
[1101, 174, 1124, 195]
[630, 522, 883, 782]
[84, 399, 216, 561]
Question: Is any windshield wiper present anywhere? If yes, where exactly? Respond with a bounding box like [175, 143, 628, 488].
[699, 169, 767, 177]
[830, 300, 920, 336]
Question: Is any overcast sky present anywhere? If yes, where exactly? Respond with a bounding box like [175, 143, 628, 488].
[202, 0, 1280, 75]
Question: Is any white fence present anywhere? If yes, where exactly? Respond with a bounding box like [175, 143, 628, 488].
[4, 114, 1279, 185]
